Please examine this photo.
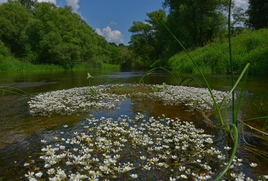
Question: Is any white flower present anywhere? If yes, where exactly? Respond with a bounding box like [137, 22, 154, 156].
[35, 172, 43, 177]
[41, 140, 47, 143]
[143, 165, 151, 170]
[24, 163, 30, 167]
[180, 174, 187, 179]
[25, 171, 35, 178]
[47, 168, 55, 175]
[249, 163, 257, 167]
[230, 173, 236, 178]
[130, 174, 138, 178]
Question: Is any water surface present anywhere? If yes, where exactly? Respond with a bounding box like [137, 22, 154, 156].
[0, 70, 267, 180]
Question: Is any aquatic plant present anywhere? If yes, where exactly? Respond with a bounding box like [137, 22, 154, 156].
[28, 84, 232, 117]
[24, 113, 259, 180]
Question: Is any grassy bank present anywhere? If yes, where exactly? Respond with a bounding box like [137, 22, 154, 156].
[0, 56, 120, 72]
[166, 28, 268, 76]
[0, 56, 64, 71]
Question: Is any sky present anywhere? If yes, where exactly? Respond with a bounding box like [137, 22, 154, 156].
[0, 0, 249, 45]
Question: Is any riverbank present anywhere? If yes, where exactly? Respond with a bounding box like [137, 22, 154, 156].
[0, 56, 120, 72]
[154, 28, 268, 76]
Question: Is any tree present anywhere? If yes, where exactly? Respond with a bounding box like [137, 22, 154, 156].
[0, 0, 32, 59]
[0, 40, 10, 57]
[0, 0, 120, 68]
[30, 2, 112, 68]
[128, 9, 167, 68]
[163, 0, 228, 48]
[19, 0, 37, 9]
[246, 0, 268, 29]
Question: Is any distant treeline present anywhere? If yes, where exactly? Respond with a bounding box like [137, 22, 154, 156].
[0, 0, 267, 75]
[0, 0, 129, 69]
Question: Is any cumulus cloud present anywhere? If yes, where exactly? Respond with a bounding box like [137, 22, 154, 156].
[37, 0, 56, 4]
[96, 26, 124, 44]
[234, 0, 249, 10]
[65, 0, 80, 12]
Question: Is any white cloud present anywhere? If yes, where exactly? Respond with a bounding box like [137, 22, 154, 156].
[37, 0, 56, 4]
[96, 26, 124, 44]
[95, 28, 104, 36]
[65, 0, 80, 12]
[234, 0, 249, 10]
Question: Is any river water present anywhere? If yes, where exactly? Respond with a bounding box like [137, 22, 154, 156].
[0, 70, 267, 180]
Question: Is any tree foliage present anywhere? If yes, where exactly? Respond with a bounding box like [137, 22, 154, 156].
[0, 1, 32, 58]
[163, 0, 228, 47]
[128, 0, 230, 68]
[246, 0, 268, 29]
[0, 0, 121, 69]
[128, 9, 167, 68]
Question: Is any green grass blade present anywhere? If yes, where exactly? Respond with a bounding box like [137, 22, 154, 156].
[160, 21, 225, 127]
[138, 66, 181, 84]
[214, 124, 239, 180]
[232, 63, 250, 125]
[0, 86, 32, 96]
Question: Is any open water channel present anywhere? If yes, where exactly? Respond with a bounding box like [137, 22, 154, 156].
[0, 70, 267, 180]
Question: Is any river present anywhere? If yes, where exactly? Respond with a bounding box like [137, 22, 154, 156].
[0, 70, 267, 180]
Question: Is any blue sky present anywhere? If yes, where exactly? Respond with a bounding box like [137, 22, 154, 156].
[0, 0, 249, 45]
[63, 0, 165, 45]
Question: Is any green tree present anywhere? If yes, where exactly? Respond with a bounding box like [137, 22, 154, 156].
[246, 0, 268, 29]
[0, 40, 10, 57]
[163, 0, 228, 48]
[0, 0, 120, 68]
[128, 9, 167, 68]
[19, 0, 37, 9]
[30, 3, 110, 68]
[0, 0, 32, 59]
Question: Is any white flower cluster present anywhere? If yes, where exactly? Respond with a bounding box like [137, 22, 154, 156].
[28, 84, 232, 116]
[28, 85, 127, 116]
[147, 84, 232, 110]
[24, 114, 253, 180]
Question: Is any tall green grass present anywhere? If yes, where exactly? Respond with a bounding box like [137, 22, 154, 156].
[0, 57, 65, 71]
[167, 28, 268, 76]
[101, 63, 121, 71]
[0, 56, 120, 72]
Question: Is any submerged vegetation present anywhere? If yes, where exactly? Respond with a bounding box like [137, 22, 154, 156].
[24, 113, 260, 181]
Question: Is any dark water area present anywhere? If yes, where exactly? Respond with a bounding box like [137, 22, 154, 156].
[0, 70, 267, 180]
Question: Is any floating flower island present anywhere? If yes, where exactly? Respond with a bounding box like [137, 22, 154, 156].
[28, 84, 232, 116]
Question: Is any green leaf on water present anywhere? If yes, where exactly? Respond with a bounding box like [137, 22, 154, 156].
[87, 72, 94, 79]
